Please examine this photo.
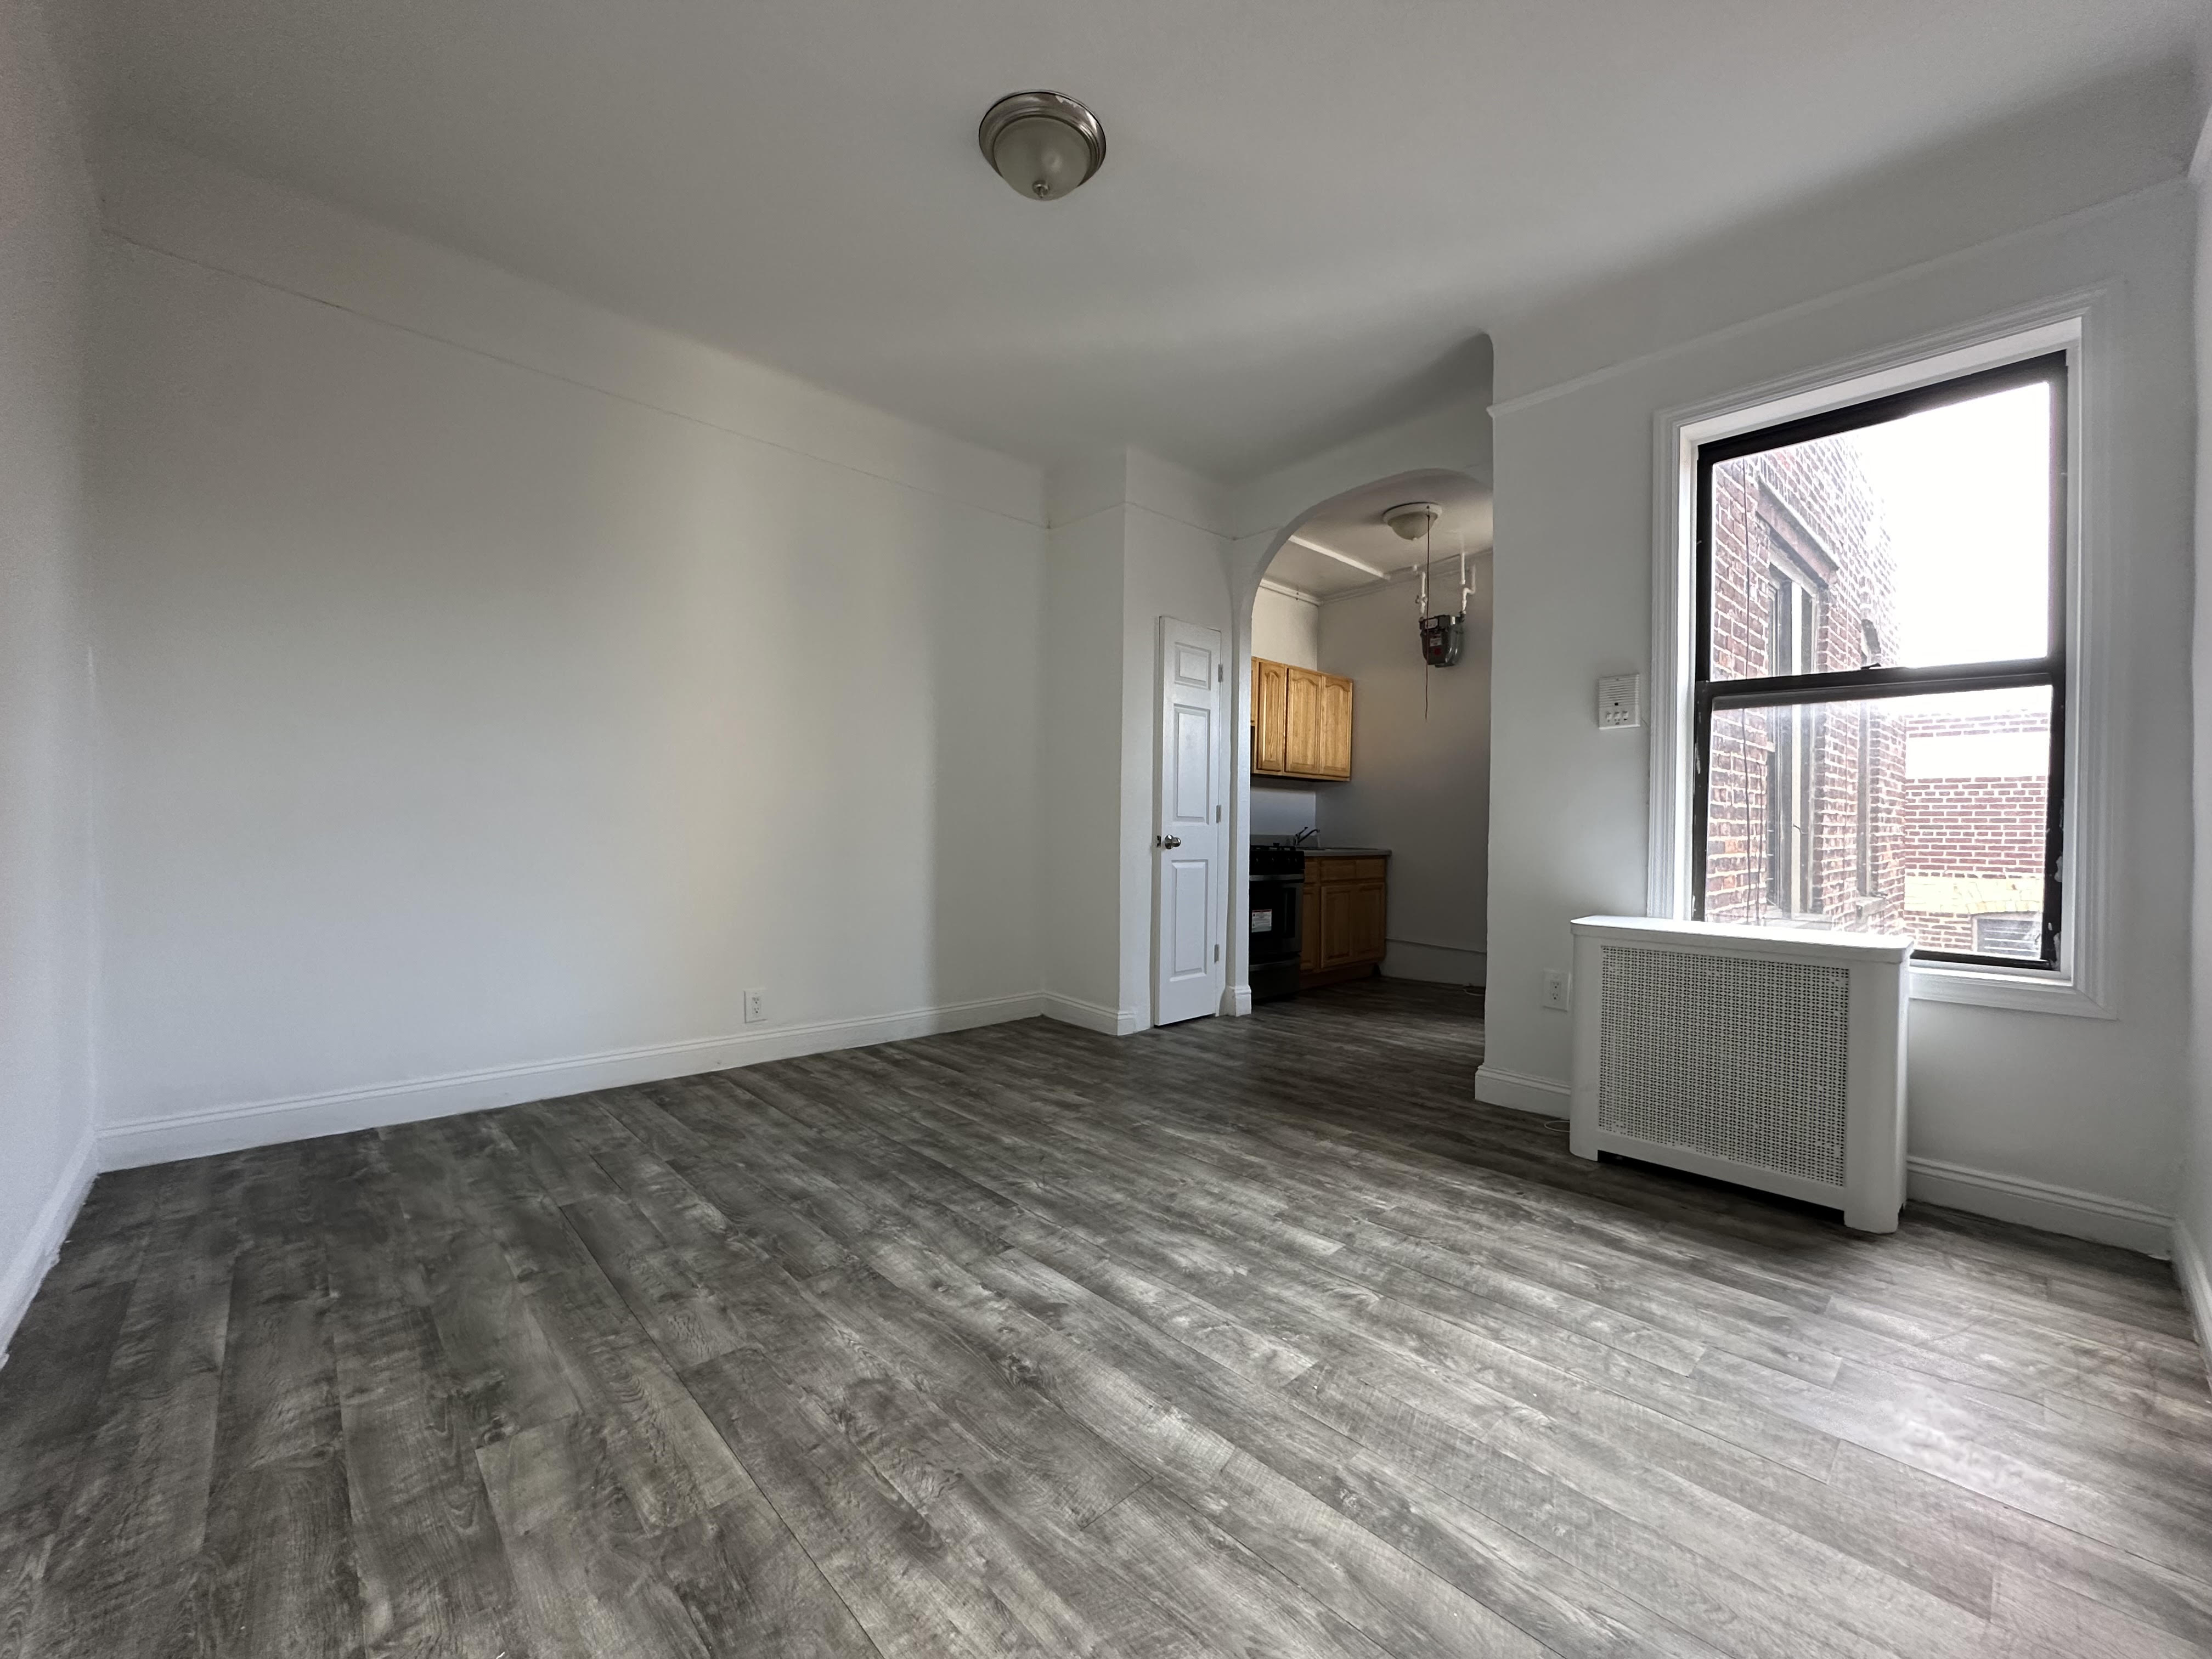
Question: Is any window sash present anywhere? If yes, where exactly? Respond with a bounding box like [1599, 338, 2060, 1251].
[1688, 352, 2069, 972]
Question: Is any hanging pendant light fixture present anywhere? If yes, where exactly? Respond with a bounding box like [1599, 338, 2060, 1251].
[978, 91, 1107, 200]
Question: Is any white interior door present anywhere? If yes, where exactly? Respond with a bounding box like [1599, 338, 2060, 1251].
[1154, 617, 1225, 1025]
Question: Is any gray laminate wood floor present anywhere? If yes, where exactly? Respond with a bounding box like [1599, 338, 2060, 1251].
[4, 979, 2209, 1657]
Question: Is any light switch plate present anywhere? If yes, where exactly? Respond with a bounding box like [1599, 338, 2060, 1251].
[1598, 673, 1642, 729]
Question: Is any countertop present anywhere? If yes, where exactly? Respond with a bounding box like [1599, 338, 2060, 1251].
[1253, 844, 1391, 857]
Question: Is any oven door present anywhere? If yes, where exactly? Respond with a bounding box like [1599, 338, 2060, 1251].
[1248, 874, 1302, 965]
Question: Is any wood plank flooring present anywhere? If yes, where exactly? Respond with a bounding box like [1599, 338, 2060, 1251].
[5, 978, 2209, 1657]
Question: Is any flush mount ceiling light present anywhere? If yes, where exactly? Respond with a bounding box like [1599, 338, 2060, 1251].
[978, 91, 1106, 201]
[1383, 501, 1442, 540]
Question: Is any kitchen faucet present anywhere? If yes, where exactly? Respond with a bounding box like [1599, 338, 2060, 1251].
[1291, 826, 1319, 848]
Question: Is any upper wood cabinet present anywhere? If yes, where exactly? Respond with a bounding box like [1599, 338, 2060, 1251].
[1250, 658, 1352, 780]
[1251, 658, 1288, 775]
[1284, 667, 1322, 774]
[1314, 674, 1352, 780]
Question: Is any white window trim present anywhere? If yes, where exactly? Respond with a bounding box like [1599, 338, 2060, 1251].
[1647, 296, 2113, 1018]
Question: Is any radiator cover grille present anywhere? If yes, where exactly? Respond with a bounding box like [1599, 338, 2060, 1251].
[1597, 945, 1849, 1186]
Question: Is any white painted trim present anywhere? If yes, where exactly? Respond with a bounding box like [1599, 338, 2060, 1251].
[1489, 177, 2183, 418]
[1474, 1065, 1570, 1116]
[1466, 1071, 2168, 1255]
[1904, 1157, 2171, 1256]
[1285, 533, 1391, 580]
[1304, 552, 1494, 611]
[100, 994, 1046, 1170]
[98, 137, 1047, 527]
[1257, 575, 1321, 607]
[1381, 940, 1487, 985]
[1039, 994, 1144, 1036]
[1644, 300, 2115, 1019]
[1573, 914, 1910, 967]
[1222, 984, 1255, 1017]
[2172, 1223, 2212, 1387]
[0, 1125, 100, 1369]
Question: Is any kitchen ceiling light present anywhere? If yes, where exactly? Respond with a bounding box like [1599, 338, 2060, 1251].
[1383, 501, 1442, 540]
[978, 91, 1106, 201]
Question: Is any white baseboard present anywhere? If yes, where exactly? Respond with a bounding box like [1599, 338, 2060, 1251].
[1474, 1065, 1569, 1116]
[1038, 994, 1145, 1036]
[1462, 1069, 2170, 1257]
[0, 1123, 99, 1369]
[2173, 1222, 2212, 1387]
[1383, 941, 1487, 986]
[1223, 984, 1254, 1017]
[99, 992, 1047, 1170]
[1904, 1157, 2172, 1257]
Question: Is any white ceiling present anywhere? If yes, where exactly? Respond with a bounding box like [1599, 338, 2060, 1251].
[1266, 470, 1491, 599]
[66, 0, 2208, 482]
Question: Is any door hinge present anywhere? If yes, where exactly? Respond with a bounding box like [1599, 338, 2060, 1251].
[1217, 664, 1224, 681]
[1214, 944, 1221, 962]
[1215, 805, 1222, 822]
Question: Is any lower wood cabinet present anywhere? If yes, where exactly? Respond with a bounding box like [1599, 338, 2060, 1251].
[1300, 854, 1386, 985]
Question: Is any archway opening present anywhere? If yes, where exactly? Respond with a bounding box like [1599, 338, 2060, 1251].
[1229, 468, 1493, 1048]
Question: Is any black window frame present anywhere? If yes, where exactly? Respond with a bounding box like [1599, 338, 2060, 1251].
[1691, 351, 2068, 972]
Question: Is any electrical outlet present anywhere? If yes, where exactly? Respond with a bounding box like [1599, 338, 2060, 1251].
[1542, 969, 1570, 1011]
[744, 988, 766, 1025]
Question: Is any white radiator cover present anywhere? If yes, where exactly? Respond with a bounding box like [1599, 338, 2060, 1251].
[1568, 917, 1911, 1233]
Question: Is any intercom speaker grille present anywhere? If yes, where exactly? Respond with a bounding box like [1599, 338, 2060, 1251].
[1597, 945, 1849, 1186]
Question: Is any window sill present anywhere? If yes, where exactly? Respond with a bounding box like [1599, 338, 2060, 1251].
[1908, 961, 2110, 1019]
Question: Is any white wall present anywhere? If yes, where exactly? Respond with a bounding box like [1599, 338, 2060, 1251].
[1248, 786, 1318, 841]
[1315, 563, 1492, 984]
[0, 0, 97, 1353]
[2180, 119, 2212, 1340]
[1042, 503, 1128, 1024]
[86, 140, 1053, 1164]
[1118, 460, 1234, 1023]
[1037, 447, 1236, 1032]
[1251, 582, 1319, 668]
[1483, 183, 2197, 1251]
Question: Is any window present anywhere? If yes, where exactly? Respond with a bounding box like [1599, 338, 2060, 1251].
[1691, 352, 2066, 971]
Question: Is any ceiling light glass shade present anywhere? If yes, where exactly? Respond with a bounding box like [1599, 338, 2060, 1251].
[1384, 501, 1442, 540]
[979, 92, 1105, 201]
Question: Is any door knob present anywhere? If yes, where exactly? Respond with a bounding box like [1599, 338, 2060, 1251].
[1156, 834, 1182, 849]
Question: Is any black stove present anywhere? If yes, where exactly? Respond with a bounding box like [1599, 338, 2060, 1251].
[1248, 843, 1306, 1001]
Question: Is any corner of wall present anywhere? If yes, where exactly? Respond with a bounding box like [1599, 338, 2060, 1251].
[2174, 1217, 2212, 1384]
[0, 1122, 95, 1365]
[1123, 447, 1234, 538]
[2183, 101, 2212, 1374]
[0, 0, 102, 1363]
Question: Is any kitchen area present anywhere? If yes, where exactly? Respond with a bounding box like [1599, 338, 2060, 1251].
[1245, 472, 1492, 1007]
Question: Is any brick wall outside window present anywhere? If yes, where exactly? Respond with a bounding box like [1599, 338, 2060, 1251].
[1702, 433, 2050, 955]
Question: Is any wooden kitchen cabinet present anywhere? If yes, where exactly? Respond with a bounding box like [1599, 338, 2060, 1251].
[1251, 658, 1288, 774]
[1249, 656, 1352, 780]
[1314, 674, 1352, 780]
[1283, 667, 1321, 774]
[1300, 853, 1386, 985]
